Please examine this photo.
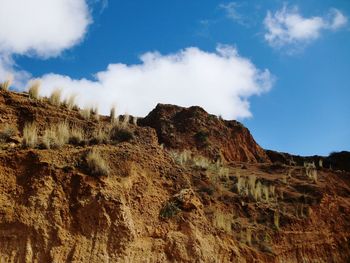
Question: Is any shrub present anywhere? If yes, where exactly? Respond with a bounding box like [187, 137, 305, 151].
[0, 124, 17, 142]
[28, 80, 41, 100]
[49, 89, 62, 106]
[86, 149, 109, 176]
[0, 76, 13, 91]
[109, 125, 133, 142]
[22, 123, 38, 148]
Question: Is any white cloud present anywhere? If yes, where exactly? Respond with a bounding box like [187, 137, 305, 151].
[38, 45, 273, 120]
[220, 2, 242, 22]
[264, 5, 347, 48]
[0, 0, 91, 58]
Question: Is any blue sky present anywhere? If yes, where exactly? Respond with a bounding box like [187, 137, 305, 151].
[1, 0, 349, 156]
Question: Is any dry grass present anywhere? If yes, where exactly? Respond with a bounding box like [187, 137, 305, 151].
[133, 116, 138, 126]
[49, 89, 62, 106]
[305, 162, 318, 183]
[92, 127, 109, 144]
[0, 124, 17, 142]
[0, 75, 13, 91]
[213, 212, 232, 233]
[28, 80, 41, 100]
[22, 123, 38, 148]
[86, 149, 109, 176]
[64, 94, 77, 110]
[110, 106, 117, 124]
[236, 176, 275, 202]
[109, 124, 133, 142]
[91, 107, 99, 121]
[42, 122, 70, 149]
[80, 108, 91, 120]
[69, 127, 85, 145]
[121, 113, 130, 128]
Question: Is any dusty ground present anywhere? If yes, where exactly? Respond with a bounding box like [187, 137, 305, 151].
[0, 90, 349, 262]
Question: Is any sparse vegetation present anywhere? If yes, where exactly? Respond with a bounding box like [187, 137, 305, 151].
[28, 80, 41, 100]
[91, 127, 109, 144]
[80, 108, 91, 120]
[121, 113, 130, 128]
[110, 106, 117, 124]
[69, 127, 85, 145]
[49, 89, 62, 106]
[41, 122, 70, 149]
[109, 125, 133, 142]
[213, 212, 232, 233]
[0, 124, 17, 142]
[0, 76, 13, 91]
[91, 107, 99, 121]
[86, 149, 109, 176]
[22, 123, 38, 148]
[235, 175, 275, 202]
[304, 162, 318, 183]
[63, 94, 77, 110]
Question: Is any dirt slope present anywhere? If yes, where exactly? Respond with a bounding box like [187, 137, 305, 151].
[0, 90, 350, 262]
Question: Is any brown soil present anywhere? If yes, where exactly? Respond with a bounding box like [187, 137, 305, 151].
[0, 90, 350, 262]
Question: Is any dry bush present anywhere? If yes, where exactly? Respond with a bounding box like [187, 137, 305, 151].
[22, 123, 38, 148]
[28, 80, 41, 100]
[49, 89, 62, 106]
[0, 124, 17, 142]
[86, 149, 109, 176]
[0, 75, 13, 91]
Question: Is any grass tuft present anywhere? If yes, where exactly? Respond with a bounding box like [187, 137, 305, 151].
[86, 149, 109, 176]
[49, 89, 62, 106]
[28, 80, 41, 100]
[22, 123, 38, 148]
[0, 75, 13, 91]
[0, 124, 17, 142]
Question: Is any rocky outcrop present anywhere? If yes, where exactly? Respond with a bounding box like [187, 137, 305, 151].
[139, 103, 270, 163]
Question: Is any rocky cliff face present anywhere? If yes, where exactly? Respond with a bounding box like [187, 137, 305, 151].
[139, 104, 270, 163]
[0, 90, 350, 262]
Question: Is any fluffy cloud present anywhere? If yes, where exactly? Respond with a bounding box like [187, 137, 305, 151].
[38, 45, 273, 119]
[0, 0, 91, 58]
[264, 5, 347, 48]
